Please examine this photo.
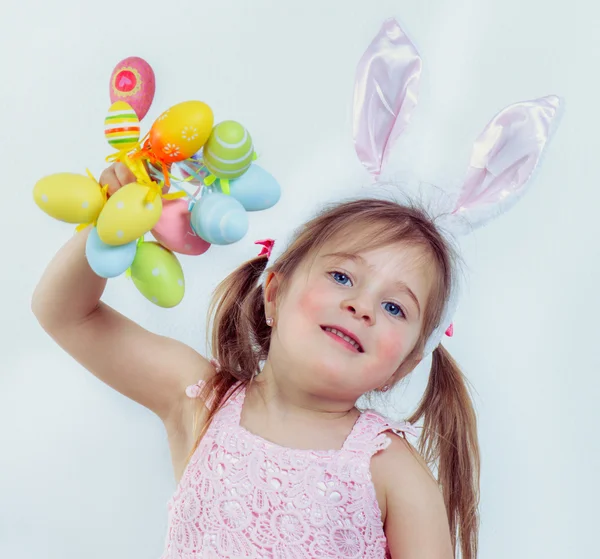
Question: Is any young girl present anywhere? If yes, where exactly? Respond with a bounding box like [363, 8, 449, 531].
[32, 161, 479, 559]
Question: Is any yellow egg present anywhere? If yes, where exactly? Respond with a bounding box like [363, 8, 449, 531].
[96, 182, 163, 245]
[33, 173, 105, 224]
[149, 101, 214, 163]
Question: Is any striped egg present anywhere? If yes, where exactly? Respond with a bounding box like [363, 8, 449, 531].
[203, 121, 254, 180]
[190, 190, 248, 245]
[104, 101, 140, 150]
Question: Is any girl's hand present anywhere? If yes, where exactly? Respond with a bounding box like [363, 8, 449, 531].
[98, 162, 137, 196]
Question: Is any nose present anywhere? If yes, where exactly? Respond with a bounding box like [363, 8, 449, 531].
[342, 294, 375, 325]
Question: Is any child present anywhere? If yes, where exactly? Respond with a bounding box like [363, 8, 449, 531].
[32, 161, 479, 558]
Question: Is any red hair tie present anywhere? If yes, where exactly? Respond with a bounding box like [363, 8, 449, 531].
[255, 239, 275, 259]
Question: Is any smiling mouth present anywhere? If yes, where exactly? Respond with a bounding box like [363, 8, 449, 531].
[320, 326, 364, 353]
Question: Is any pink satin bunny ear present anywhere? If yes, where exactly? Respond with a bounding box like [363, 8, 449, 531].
[353, 18, 422, 178]
[446, 95, 563, 234]
[423, 95, 563, 357]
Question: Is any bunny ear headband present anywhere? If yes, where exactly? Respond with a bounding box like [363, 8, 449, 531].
[262, 17, 564, 358]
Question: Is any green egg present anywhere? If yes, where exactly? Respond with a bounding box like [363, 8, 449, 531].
[130, 242, 185, 308]
[203, 120, 254, 179]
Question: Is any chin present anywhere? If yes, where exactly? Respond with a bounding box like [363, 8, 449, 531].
[304, 353, 362, 392]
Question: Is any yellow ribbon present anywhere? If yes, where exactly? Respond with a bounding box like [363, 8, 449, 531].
[105, 131, 192, 203]
[105, 144, 140, 166]
[111, 152, 186, 203]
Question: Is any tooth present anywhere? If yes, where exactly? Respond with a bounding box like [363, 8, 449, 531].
[324, 327, 361, 350]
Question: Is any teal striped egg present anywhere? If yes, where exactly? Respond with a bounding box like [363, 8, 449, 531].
[203, 121, 254, 180]
[190, 191, 248, 245]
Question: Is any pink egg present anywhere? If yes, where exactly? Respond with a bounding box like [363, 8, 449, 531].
[109, 56, 155, 120]
[151, 198, 211, 255]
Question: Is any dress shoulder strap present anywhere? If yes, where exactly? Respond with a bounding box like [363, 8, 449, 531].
[185, 378, 217, 407]
[343, 409, 421, 456]
[185, 378, 245, 411]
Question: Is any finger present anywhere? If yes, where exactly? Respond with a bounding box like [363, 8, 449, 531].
[98, 166, 121, 196]
[114, 162, 137, 186]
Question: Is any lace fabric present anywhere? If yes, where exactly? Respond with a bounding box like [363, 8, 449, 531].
[161, 381, 418, 558]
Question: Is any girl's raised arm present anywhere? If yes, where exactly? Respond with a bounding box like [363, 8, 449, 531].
[31, 163, 214, 424]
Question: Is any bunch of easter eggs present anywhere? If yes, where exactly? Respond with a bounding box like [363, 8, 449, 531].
[33, 56, 281, 308]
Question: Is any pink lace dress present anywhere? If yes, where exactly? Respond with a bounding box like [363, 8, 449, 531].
[161, 381, 419, 558]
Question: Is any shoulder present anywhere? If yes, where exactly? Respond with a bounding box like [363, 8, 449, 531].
[370, 431, 438, 519]
[371, 432, 454, 558]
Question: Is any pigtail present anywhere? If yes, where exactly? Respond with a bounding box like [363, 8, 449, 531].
[407, 344, 481, 559]
[208, 254, 271, 377]
[185, 254, 271, 464]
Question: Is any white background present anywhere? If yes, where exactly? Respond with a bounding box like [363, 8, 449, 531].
[1, 0, 596, 557]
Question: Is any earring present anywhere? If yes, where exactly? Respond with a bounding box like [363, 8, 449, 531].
[380, 385, 390, 392]
[266, 317, 274, 327]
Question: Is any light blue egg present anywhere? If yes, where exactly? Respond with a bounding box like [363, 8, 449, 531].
[85, 226, 137, 278]
[190, 191, 249, 245]
[226, 164, 281, 211]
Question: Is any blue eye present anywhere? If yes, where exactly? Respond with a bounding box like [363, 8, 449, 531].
[330, 271, 352, 286]
[383, 302, 405, 318]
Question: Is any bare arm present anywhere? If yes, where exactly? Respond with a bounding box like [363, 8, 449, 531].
[31, 163, 213, 423]
[372, 435, 454, 558]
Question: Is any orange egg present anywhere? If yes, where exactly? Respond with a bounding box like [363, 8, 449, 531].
[149, 101, 214, 163]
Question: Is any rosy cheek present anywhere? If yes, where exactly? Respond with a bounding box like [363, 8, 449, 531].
[374, 331, 404, 368]
[296, 284, 330, 320]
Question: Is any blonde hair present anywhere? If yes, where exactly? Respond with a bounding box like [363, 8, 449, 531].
[191, 197, 480, 558]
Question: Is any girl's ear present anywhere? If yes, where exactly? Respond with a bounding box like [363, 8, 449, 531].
[263, 271, 280, 320]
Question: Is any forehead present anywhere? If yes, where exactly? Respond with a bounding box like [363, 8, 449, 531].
[311, 237, 436, 295]
[315, 231, 431, 269]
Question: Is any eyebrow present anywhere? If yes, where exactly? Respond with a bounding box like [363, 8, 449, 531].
[321, 251, 422, 316]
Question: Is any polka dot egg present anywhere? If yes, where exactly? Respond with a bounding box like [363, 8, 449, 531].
[85, 226, 137, 278]
[130, 241, 185, 308]
[203, 121, 254, 180]
[104, 101, 140, 150]
[96, 182, 162, 245]
[33, 173, 105, 224]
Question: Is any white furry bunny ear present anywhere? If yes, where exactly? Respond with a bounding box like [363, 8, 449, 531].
[353, 18, 422, 179]
[439, 95, 564, 237]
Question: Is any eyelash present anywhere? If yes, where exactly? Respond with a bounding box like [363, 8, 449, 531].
[328, 271, 407, 319]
